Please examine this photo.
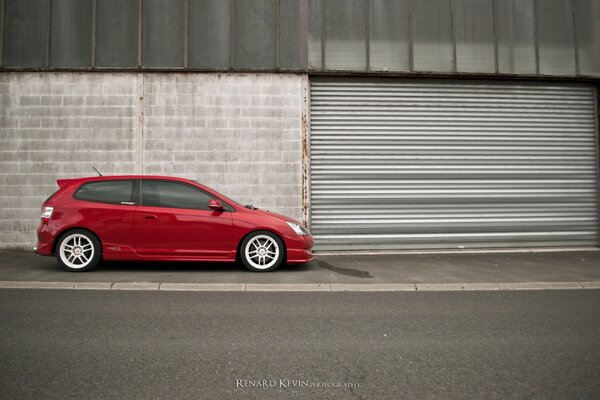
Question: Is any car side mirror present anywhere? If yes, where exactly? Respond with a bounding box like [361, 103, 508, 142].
[209, 199, 224, 211]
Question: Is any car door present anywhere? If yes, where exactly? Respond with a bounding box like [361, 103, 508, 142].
[134, 179, 233, 258]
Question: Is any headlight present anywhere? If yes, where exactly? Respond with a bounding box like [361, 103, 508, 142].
[286, 221, 310, 236]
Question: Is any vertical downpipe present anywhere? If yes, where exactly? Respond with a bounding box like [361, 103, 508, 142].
[136, 73, 144, 174]
[136, 0, 144, 174]
[301, 74, 311, 228]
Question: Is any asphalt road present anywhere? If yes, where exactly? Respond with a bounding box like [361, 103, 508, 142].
[1, 290, 599, 400]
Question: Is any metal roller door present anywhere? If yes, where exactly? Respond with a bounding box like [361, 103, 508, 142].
[309, 79, 599, 251]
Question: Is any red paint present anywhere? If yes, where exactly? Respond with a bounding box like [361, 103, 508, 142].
[36, 175, 313, 265]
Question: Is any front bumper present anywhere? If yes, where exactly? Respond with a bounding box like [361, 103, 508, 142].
[287, 248, 313, 264]
[286, 234, 314, 264]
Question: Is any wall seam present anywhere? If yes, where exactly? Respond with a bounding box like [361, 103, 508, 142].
[533, 0, 540, 75]
[320, 0, 325, 69]
[46, 0, 52, 67]
[91, 0, 97, 67]
[407, 0, 413, 72]
[184, 0, 189, 68]
[0, 0, 5, 67]
[229, 0, 234, 69]
[137, 0, 142, 67]
[492, 0, 499, 74]
[450, 0, 457, 73]
[571, 0, 579, 76]
[365, 0, 369, 71]
[276, 0, 280, 69]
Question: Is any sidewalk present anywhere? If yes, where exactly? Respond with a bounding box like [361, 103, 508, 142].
[0, 248, 599, 291]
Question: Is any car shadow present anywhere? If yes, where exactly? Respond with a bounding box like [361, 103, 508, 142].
[100, 259, 316, 273]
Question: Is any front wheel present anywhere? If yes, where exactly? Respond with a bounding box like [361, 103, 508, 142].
[56, 229, 101, 272]
[240, 231, 284, 272]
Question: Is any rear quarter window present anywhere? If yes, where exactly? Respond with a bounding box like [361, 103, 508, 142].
[74, 180, 136, 205]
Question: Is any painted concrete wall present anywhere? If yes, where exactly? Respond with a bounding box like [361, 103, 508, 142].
[0, 72, 304, 249]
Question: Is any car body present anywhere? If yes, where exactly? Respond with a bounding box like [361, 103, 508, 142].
[36, 175, 313, 272]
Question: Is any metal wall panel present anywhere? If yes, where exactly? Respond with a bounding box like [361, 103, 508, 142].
[188, 0, 231, 69]
[3, 0, 48, 67]
[536, 0, 576, 75]
[574, 0, 600, 76]
[323, 0, 366, 70]
[310, 78, 599, 250]
[412, 0, 453, 72]
[232, 0, 277, 69]
[368, 0, 409, 72]
[2, 0, 600, 76]
[454, 0, 495, 73]
[96, 0, 139, 67]
[308, 0, 322, 69]
[494, 0, 536, 75]
[50, 0, 93, 67]
[142, 0, 185, 67]
[279, 0, 308, 69]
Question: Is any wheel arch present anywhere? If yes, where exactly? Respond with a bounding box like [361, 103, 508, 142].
[52, 227, 103, 256]
[236, 229, 287, 263]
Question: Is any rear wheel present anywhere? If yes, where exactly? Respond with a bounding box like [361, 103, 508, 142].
[56, 229, 101, 272]
[240, 231, 284, 272]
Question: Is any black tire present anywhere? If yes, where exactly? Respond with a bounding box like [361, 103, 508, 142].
[56, 229, 102, 272]
[239, 231, 285, 272]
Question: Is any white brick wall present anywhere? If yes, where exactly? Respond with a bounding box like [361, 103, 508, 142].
[0, 72, 304, 249]
[0, 73, 140, 248]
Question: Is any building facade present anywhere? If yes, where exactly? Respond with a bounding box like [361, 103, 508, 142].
[1, 0, 599, 251]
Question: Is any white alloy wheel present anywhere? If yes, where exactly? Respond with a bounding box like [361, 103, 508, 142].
[59, 233, 96, 270]
[244, 234, 281, 270]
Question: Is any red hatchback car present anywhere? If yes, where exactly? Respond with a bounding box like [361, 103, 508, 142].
[35, 175, 314, 272]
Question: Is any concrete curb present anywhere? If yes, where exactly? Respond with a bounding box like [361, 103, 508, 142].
[331, 283, 416, 291]
[1, 280, 600, 292]
[159, 283, 245, 291]
[245, 283, 330, 291]
[497, 282, 583, 290]
[416, 283, 501, 291]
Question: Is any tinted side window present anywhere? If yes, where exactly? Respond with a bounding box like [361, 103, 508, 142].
[141, 180, 213, 210]
[74, 180, 135, 205]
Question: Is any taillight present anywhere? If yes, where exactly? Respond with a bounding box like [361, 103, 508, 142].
[41, 206, 54, 220]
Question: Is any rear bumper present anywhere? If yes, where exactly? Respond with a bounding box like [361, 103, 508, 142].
[35, 241, 53, 256]
[36, 223, 54, 256]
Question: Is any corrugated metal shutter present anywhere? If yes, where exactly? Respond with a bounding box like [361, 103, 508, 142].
[309, 78, 599, 251]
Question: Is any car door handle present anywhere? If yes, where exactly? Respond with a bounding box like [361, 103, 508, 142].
[143, 214, 158, 220]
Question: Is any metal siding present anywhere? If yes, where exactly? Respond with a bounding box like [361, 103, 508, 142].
[188, 0, 231, 69]
[309, 78, 599, 250]
[3, 0, 49, 67]
[96, 0, 139, 67]
[142, 0, 185, 68]
[232, 0, 277, 70]
[50, 0, 93, 67]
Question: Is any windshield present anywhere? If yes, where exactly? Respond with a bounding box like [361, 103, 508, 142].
[193, 181, 241, 207]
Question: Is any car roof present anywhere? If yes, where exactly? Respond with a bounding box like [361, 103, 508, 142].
[57, 175, 198, 187]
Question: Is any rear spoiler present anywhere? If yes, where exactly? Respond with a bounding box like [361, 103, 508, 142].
[57, 179, 77, 188]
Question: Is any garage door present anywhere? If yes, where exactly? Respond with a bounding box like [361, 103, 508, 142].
[309, 79, 599, 251]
